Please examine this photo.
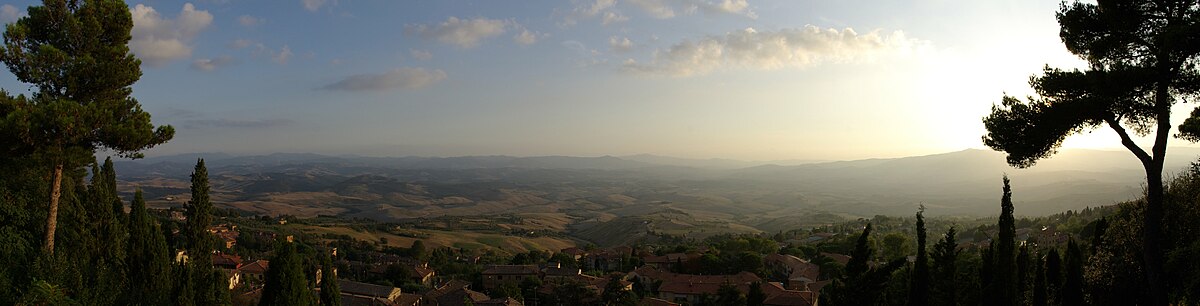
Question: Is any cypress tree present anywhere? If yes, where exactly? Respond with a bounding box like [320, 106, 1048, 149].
[78, 158, 127, 305]
[124, 189, 172, 306]
[930, 228, 958, 306]
[747, 281, 766, 306]
[319, 251, 341, 306]
[1033, 252, 1047, 306]
[1062, 239, 1085, 306]
[185, 159, 214, 256]
[995, 175, 1017, 306]
[846, 223, 874, 279]
[1045, 248, 1062, 305]
[1016, 243, 1031, 304]
[260, 241, 316, 306]
[908, 206, 930, 306]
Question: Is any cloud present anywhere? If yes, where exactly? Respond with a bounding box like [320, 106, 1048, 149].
[184, 118, 293, 129]
[230, 39, 293, 65]
[406, 17, 510, 49]
[272, 45, 292, 64]
[601, 11, 629, 25]
[410, 49, 433, 61]
[561, 0, 624, 26]
[1, 4, 25, 24]
[628, 0, 676, 19]
[695, 0, 757, 18]
[514, 29, 540, 46]
[609, 36, 633, 52]
[237, 15, 264, 27]
[322, 68, 447, 92]
[622, 26, 922, 77]
[191, 56, 236, 71]
[129, 3, 213, 67]
[302, 0, 328, 12]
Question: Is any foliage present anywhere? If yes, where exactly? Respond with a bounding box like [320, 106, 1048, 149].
[260, 241, 315, 306]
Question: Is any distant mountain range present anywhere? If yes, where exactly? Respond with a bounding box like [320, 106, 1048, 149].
[114, 148, 1200, 225]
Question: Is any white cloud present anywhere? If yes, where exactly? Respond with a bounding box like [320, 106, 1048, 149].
[601, 11, 629, 25]
[1, 4, 25, 24]
[191, 55, 236, 71]
[561, 0, 624, 27]
[322, 68, 448, 92]
[628, 0, 676, 19]
[406, 17, 510, 49]
[609, 36, 633, 52]
[622, 26, 923, 77]
[129, 3, 213, 67]
[272, 45, 292, 64]
[410, 49, 433, 61]
[696, 0, 757, 18]
[302, 0, 328, 12]
[514, 29, 540, 46]
[237, 15, 264, 27]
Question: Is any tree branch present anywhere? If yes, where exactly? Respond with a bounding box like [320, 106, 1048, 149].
[1105, 116, 1154, 165]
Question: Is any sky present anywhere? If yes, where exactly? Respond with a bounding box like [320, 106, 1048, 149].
[1, 0, 1192, 161]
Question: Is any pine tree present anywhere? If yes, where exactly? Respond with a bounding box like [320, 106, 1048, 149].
[319, 251, 341, 306]
[124, 189, 172, 306]
[1062, 239, 1085, 306]
[0, 0, 174, 255]
[846, 223, 874, 279]
[930, 228, 958, 306]
[908, 206, 930, 306]
[260, 241, 316, 306]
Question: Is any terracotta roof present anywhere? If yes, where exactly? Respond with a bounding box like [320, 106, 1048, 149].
[212, 253, 243, 268]
[338, 279, 400, 300]
[476, 297, 523, 306]
[238, 260, 269, 274]
[482, 265, 540, 275]
[542, 266, 580, 277]
[763, 290, 816, 306]
[394, 293, 421, 306]
[561, 247, 586, 256]
[641, 297, 681, 306]
[425, 280, 473, 301]
[340, 295, 397, 306]
[819, 252, 851, 266]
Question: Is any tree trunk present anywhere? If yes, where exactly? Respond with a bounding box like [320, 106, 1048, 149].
[44, 163, 63, 255]
[1143, 163, 1167, 306]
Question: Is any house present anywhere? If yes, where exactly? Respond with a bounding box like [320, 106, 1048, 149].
[641, 253, 699, 270]
[339, 279, 402, 302]
[238, 260, 269, 284]
[560, 247, 586, 260]
[370, 263, 437, 287]
[819, 252, 851, 266]
[541, 262, 581, 283]
[209, 224, 239, 249]
[212, 253, 243, 270]
[640, 297, 681, 306]
[582, 247, 634, 271]
[481, 265, 540, 290]
[764, 254, 821, 290]
[423, 280, 498, 306]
